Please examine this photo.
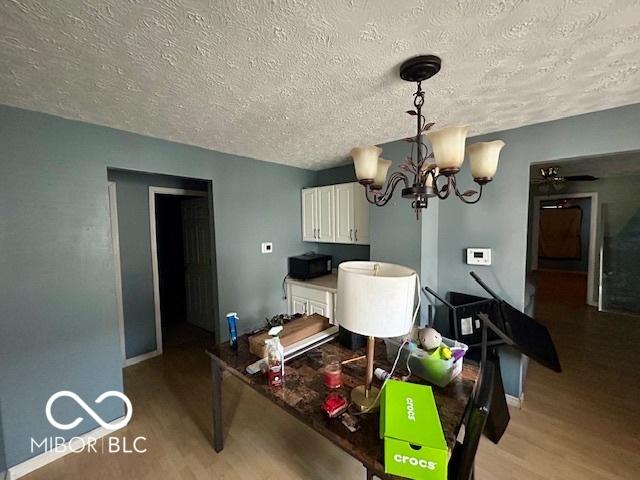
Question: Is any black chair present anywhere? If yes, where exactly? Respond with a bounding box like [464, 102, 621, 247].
[448, 352, 497, 480]
[482, 350, 510, 444]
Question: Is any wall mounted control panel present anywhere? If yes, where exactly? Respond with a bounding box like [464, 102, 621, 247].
[466, 248, 491, 265]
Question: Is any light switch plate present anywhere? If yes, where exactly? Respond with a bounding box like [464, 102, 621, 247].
[261, 242, 273, 254]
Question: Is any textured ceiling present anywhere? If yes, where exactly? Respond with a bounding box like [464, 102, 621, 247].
[531, 150, 640, 180]
[1, 1, 640, 170]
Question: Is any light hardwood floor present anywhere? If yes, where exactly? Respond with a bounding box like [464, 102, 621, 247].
[24, 273, 640, 479]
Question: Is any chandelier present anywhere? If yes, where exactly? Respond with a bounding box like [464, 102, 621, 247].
[350, 55, 505, 218]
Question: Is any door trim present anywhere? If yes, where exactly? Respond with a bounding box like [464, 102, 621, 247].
[108, 182, 127, 366]
[531, 192, 599, 306]
[148, 187, 207, 356]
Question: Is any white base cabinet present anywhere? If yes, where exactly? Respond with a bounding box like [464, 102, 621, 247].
[286, 283, 335, 324]
[302, 182, 369, 245]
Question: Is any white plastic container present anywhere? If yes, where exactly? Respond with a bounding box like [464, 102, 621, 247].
[384, 336, 469, 388]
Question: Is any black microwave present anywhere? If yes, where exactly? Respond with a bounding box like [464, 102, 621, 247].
[288, 253, 332, 279]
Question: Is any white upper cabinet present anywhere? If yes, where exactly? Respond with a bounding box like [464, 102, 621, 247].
[334, 183, 354, 243]
[316, 186, 335, 242]
[301, 182, 369, 245]
[302, 188, 317, 242]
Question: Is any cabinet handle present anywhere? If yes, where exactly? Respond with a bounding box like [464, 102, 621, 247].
[314, 228, 317, 239]
[349, 229, 353, 241]
[355, 229, 358, 242]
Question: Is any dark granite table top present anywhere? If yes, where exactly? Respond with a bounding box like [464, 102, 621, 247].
[206, 335, 478, 474]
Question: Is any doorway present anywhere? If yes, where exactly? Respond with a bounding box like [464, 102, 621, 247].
[528, 151, 640, 316]
[107, 169, 217, 367]
[149, 187, 215, 351]
[530, 193, 597, 307]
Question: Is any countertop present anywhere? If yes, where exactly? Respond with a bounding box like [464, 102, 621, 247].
[206, 336, 478, 467]
[286, 271, 338, 293]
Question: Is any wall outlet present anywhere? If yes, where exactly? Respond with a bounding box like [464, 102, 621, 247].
[261, 242, 273, 254]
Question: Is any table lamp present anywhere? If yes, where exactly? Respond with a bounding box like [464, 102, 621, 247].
[337, 261, 418, 412]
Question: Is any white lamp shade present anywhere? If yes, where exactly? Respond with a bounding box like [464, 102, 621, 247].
[467, 140, 505, 179]
[426, 126, 469, 171]
[372, 158, 392, 188]
[351, 146, 382, 181]
[336, 261, 417, 338]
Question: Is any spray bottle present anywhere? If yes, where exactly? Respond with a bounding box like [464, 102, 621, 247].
[265, 326, 284, 388]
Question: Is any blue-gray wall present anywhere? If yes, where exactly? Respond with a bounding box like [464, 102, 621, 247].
[0, 403, 6, 478]
[367, 141, 424, 277]
[0, 105, 316, 467]
[436, 103, 640, 395]
[439, 104, 640, 311]
[602, 205, 640, 314]
[316, 242, 370, 265]
[107, 170, 209, 358]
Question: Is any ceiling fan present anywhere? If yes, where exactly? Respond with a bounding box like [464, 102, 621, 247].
[532, 166, 598, 193]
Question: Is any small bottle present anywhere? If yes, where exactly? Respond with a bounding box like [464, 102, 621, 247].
[265, 326, 284, 388]
[374, 367, 392, 381]
[226, 312, 238, 350]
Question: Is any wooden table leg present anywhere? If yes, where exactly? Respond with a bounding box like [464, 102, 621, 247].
[365, 467, 375, 479]
[210, 356, 224, 452]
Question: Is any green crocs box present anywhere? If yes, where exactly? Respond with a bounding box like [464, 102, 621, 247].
[380, 380, 447, 479]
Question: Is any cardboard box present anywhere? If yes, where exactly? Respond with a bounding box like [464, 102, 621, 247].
[380, 380, 448, 479]
[248, 314, 330, 358]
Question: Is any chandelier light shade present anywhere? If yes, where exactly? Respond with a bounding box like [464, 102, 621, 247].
[426, 125, 470, 174]
[373, 158, 392, 189]
[349, 54, 505, 218]
[351, 146, 382, 183]
[467, 140, 505, 182]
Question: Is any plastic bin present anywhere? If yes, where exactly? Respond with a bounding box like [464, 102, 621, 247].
[446, 292, 501, 346]
[384, 337, 469, 388]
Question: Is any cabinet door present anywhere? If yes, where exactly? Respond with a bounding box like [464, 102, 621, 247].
[291, 296, 308, 315]
[353, 183, 370, 245]
[334, 183, 354, 244]
[308, 300, 328, 318]
[316, 185, 335, 242]
[301, 188, 317, 242]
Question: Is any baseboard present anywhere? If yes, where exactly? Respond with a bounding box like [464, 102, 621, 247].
[124, 349, 161, 367]
[506, 393, 524, 409]
[7, 416, 126, 480]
